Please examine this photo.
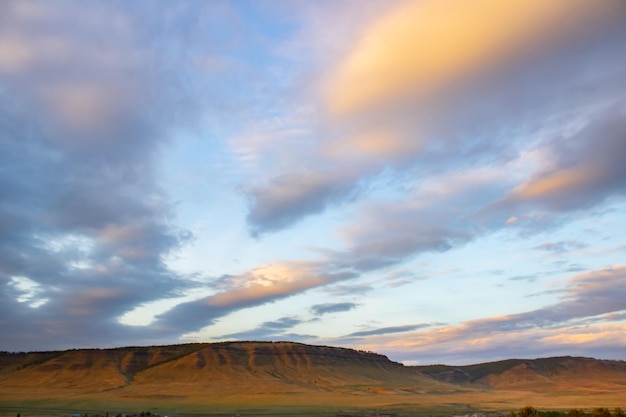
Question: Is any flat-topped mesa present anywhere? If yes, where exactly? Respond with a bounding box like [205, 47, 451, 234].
[220, 341, 398, 366]
[1, 343, 625, 408]
[0, 341, 425, 396]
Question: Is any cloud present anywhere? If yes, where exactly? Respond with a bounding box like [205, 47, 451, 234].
[322, 106, 625, 275]
[262, 316, 303, 330]
[154, 261, 357, 334]
[310, 302, 358, 316]
[324, 283, 374, 296]
[377, 269, 426, 288]
[245, 168, 364, 237]
[244, 157, 520, 303]
[494, 111, 626, 216]
[535, 240, 588, 254]
[327, 167, 504, 272]
[216, 316, 316, 342]
[325, 0, 622, 115]
[341, 266, 626, 364]
[462, 265, 626, 331]
[2, 0, 625, 361]
[399, 323, 626, 365]
[0, 1, 258, 351]
[243, 0, 626, 238]
[347, 324, 433, 338]
[509, 274, 539, 283]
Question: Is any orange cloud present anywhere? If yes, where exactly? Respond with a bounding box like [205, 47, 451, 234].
[512, 167, 599, 201]
[323, 130, 416, 159]
[564, 265, 626, 294]
[540, 324, 626, 345]
[326, 0, 616, 115]
[334, 266, 626, 362]
[207, 262, 330, 308]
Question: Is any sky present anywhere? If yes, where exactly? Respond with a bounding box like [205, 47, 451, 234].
[0, 0, 625, 366]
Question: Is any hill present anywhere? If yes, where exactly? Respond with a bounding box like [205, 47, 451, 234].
[413, 356, 626, 392]
[1, 343, 625, 414]
[0, 342, 458, 402]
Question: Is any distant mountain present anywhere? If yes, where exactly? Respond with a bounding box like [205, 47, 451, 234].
[412, 356, 626, 392]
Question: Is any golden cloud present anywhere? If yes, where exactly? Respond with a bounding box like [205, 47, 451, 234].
[326, 0, 615, 115]
[512, 166, 598, 201]
[207, 261, 328, 308]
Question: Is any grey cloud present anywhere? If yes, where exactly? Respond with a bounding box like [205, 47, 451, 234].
[499, 111, 626, 214]
[563, 264, 587, 273]
[341, 225, 470, 272]
[535, 241, 588, 254]
[219, 330, 315, 344]
[509, 274, 539, 282]
[246, 168, 363, 237]
[328, 177, 490, 273]
[545, 267, 626, 322]
[218, 317, 311, 341]
[324, 283, 373, 296]
[347, 323, 433, 338]
[0, 278, 176, 351]
[0, 1, 259, 351]
[602, 312, 626, 322]
[154, 269, 358, 334]
[263, 317, 303, 330]
[310, 302, 358, 315]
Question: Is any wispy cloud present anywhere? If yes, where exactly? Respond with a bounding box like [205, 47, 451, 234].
[509, 274, 540, 283]
[311, 302, 359, 316]
[535, 240, 588, 254]
[217, 316, 314, 342]
[347, 324, 434, 338]
[154, 261, 357, 334]
[340, 266, 626, 364]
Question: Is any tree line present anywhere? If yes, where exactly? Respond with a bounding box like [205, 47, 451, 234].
[509, 406, 625, 417]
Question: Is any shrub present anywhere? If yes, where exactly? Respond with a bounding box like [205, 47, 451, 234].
[568, 409, 586, 417]
[590, 408, 611, 417]
[519, 406, 540, 417]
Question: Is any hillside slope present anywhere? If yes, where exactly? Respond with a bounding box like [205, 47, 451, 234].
[0, 342, 454, 399]
[413, 356, 626, 393]
[2, 343, 626, 411]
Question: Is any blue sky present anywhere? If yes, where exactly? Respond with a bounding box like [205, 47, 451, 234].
[1, 0, 625, 365]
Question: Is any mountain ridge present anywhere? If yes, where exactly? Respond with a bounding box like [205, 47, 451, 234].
[0, 341, 445, 395]
[412, 355, 626, 391]
[1, 342, 625, 411]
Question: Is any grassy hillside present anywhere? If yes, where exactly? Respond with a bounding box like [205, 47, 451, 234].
[413, 356, 626, 392]
[0, 342, 458, 399]
[1, 344, 625, 415]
